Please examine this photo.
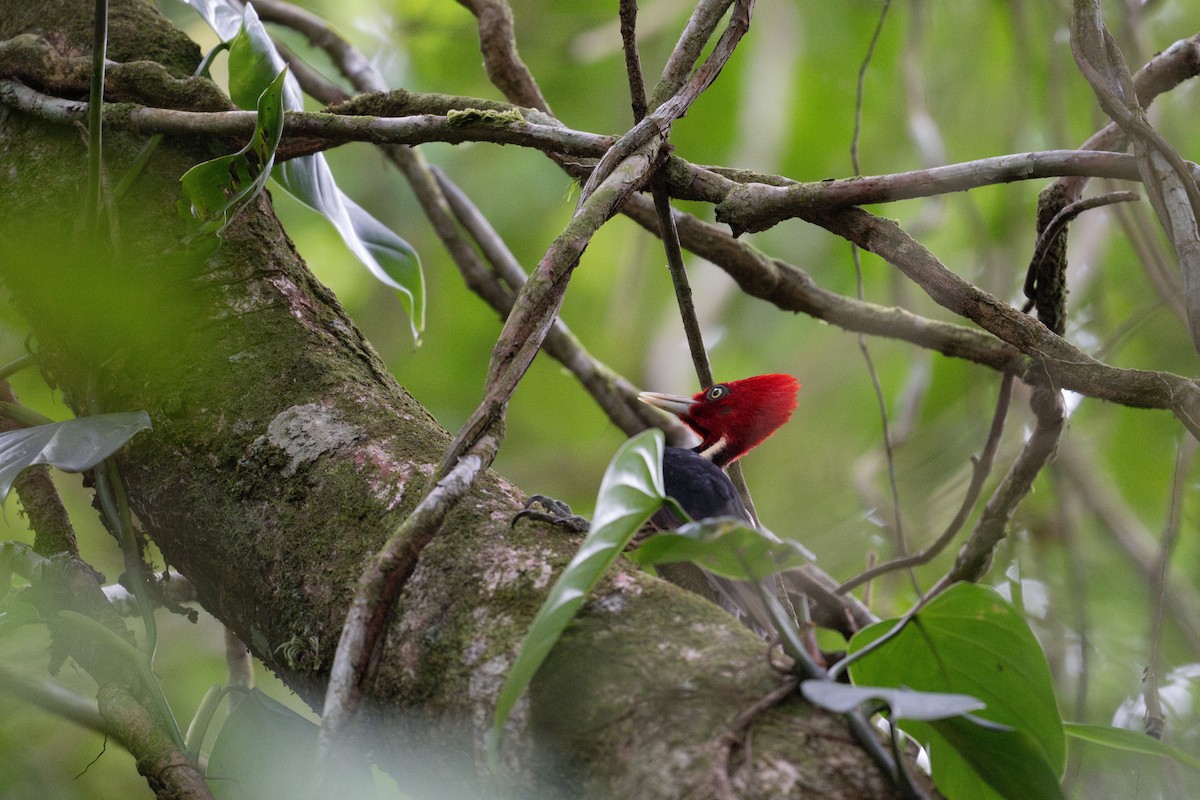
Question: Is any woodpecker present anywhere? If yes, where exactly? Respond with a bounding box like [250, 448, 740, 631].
[638, 374, 803, 631]
[639, 374, 800, 532]
[517, 374, 856, 635]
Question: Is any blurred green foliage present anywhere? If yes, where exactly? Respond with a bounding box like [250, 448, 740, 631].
[3, 0, 1200, 797]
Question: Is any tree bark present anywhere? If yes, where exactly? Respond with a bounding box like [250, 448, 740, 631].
[0, 2, 926, 797]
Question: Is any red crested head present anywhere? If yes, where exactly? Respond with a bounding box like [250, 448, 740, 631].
[639, 374, 800, 467]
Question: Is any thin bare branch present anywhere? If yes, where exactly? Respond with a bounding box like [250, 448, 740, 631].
[837, 373, 1015, 595]
[319, 430, 502, 765]
[1056, 442, 1200, 655]
[948, 384, 1065, 583]
[1070, 2, 1200, 350]
[650, 0, 735, 107]
[1144, 436, 1196, 736]
[809, 206, 1200, 439]
[452, 0, 553, 113]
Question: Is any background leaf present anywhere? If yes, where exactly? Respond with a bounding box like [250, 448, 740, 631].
[488, 429, 666, 757]
[848, 583, 1065, 800]
[0, 412, 151, 505]
[1064, 722, 1200, 773]
[207, 689, 373, 800]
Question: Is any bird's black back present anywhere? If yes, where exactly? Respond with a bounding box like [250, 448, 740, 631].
[651, 446, 752, 529]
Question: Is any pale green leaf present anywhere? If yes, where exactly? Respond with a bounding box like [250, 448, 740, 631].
[0, 412, 151, 505]
[800, 681, 986, 721]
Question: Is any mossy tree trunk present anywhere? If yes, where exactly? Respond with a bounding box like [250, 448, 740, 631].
[0, 2, 924, 797]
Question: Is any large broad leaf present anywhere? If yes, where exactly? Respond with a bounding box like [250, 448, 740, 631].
[181, 2, 425, 341]
[207, 689, 372, 800]
[629, 516, 811, 580]
[1064, 722, 1200, 773]
[179, 67, 287, 237]
[0, 412, 151, 505]
[848, 582, 1065, 800]
[488, 430, 666, 759]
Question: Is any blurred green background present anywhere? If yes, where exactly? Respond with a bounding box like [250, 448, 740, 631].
[3, 0, 1200, 797]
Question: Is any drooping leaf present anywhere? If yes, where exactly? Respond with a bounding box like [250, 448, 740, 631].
[188, 2, 425, 341]
[848, 582, 1065, 800]
[1064, 722, 1200, 773]
[207, 689, 373, 800]
[800, 681, 986, 721]
[488, 429, 666, 759]
[275, 186, 423, 342]
[0, 412, 152, 505]
[629, 516, 812, 581]
[179, 67, 287, 237]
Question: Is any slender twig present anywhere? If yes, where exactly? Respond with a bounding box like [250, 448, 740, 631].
[83, 0, 108, 235]
[837, 373, 1014, 595]
[0, 382, 79, 556]
[809, 205, 1200, 439]
[0, 665, 108, 735]
[431, 166, 679, 438]
[1056, 441, 1200, 654]
[848, 0, 914, 591]
[1144, 436, 1195, 738]
[650, 0, 734, 108]
[449, 0, 553, 113]
[619, 0, 648, 121]
[0, 354, 35, 383]
[577, 0, 755, 207]
[948, 384, 1066, 583]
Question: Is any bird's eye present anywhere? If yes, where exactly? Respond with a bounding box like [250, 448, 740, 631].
[705, 384, 729, 401]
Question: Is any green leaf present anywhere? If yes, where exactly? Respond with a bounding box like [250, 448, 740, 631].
[179, 67, 287, 237]
[800, 681, 986, 721]
[207, 689, 374, 800]
[629, 516, 811, 580]
[0, 412, 151, 505]
[488, 429, 666, 760]
[226, 7, 287, 111]
[1064, 722, 1200, 773]
[848, 582, 1065, 800]
[217, 4, 425, 341]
